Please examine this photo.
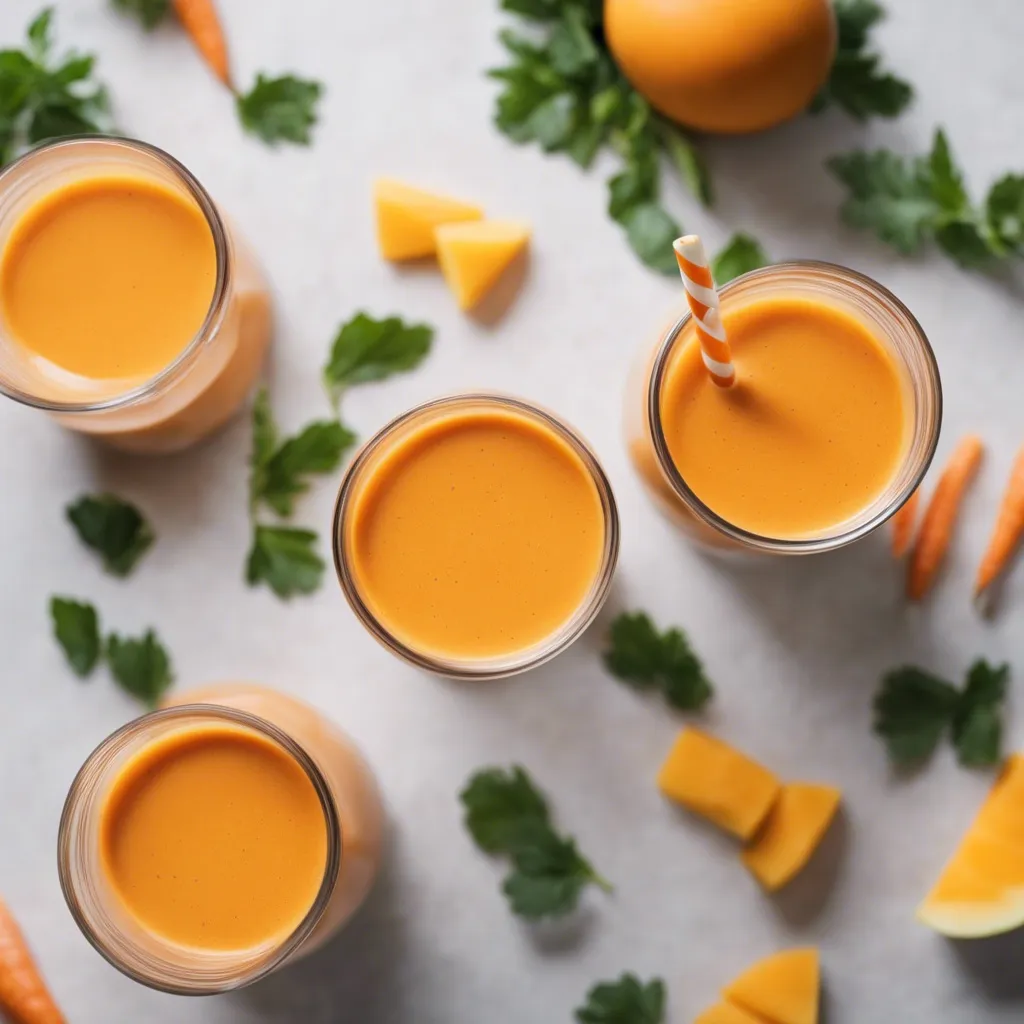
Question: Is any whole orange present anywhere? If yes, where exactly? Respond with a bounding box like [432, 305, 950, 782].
[604, 0, 837, 134]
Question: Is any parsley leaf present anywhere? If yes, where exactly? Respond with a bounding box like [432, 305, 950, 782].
[712, 233, 769, 284]
[50, 596, 101, 677]
[575, 974, 666, 1024]
[106, 629, 173, 707]
[0, 8, 112, 166]
[110, 0, 170, 30]
[603, 612, 713, 712]
[985, 174, 1024, 253]
[460, 764, 611, 919]
[873, 667, 959, 764]
[813, 0, 913, 120]
[460, 766, 550, 854]
[236, 73, 322, 146]
[953, 660, 1010, 767]
[322, 313, 434, 404]
[66, 493, 154, 577]
[246, 525, 325, 599]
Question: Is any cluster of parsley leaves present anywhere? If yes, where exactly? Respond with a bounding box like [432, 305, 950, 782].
[246, 314, 433, 599]
[575, 974, 666, 1024]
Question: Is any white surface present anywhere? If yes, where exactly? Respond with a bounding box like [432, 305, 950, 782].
[0, 1, 1022, 1021]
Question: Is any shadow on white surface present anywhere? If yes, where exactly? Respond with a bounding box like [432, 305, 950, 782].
[946, 929, 1024, 1004]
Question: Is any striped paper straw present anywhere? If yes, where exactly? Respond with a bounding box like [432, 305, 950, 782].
[673, 235, 735, 388]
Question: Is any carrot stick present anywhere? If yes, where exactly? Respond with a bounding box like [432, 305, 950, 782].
[172, 0, 231, 88]
[907, 435, 984, 600]
[891, 487, 921, 558]
[975, 445, 1024, 596]
[0, 899, 65, 1024]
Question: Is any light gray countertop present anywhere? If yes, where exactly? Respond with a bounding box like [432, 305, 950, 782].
[1, 1, 1023, 1021]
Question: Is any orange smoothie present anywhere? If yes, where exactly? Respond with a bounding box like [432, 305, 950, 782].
[1, 176, 216, 382]
[659, 296, 907, 538]
[99, 723, 328, 951]
[342, 402, 610, 664]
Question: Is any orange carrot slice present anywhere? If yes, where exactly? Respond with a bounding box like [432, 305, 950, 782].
[172, 0, 231, 88]
[907, 435, 984, 600]
[975, 445, 1024, 597]
[891, 488, 921, 559]
[0, 899, 65, 1024]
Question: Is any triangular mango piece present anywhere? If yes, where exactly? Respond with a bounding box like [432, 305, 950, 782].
[434, 220, 531, 311]
[694, 1002, 769, 1024]
[657, 727, 781, 840]
[374, 179, 483, 261]
[741, 783, 842, 891]
[722, 948, 819, 1024]
[918, 753, 1024, 937]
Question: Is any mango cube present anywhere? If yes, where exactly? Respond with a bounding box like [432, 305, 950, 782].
[374, 179, 483, 261]
[722, 948, 820, 1024]
[694, 1002, 768, 1024]
[434, 220, 531, 311]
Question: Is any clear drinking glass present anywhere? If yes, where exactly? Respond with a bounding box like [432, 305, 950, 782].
[58, 690, 384, 995]
[624, 262, 943, 554]
[0, 137, 271, 453]
[333, 393, 620, 679]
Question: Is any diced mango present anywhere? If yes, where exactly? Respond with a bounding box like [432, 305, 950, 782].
[694, 1002, 769, 1024]
[434, 220, 531, 311]
[722, 948, 819, 1024]
[373, 179, 483, 261]
[741, 783, 842, 891]
[657, 727, 781, 840]
[918, 753, 1024, 937]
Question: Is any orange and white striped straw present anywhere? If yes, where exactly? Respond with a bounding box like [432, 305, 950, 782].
[673, 234, 735, 388]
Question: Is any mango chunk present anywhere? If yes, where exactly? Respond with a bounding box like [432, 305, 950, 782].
[722, 948, 819, 1024]
[918, 753, 1024, 938]
[741, 783, 842, 891]
[434, 220, 531, 311]
[374, 179, 483, 261]
[694, 1002, 768, 1024]
[657, 728, 781, 840]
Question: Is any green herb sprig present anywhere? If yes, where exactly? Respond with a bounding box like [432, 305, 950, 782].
[110, 0, 170, 30]
[575, 973, 666, 1024]
[874, 659, 1011, 767]
[460, 765, 612, 919]
[66, 494, 154, 577]
[0, 8, 112, 167]
[236, 74, 323, 146]
[711, 233, 769, 285]
[50, 597, 173, 706]
[829, 128, 1024, 268]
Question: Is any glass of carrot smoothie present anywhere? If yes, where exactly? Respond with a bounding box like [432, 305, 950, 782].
[625, 262, 942, 553]
[58, 686, 384, 994]
[0, 137, 271, 453]
[333, 394, 619, 678]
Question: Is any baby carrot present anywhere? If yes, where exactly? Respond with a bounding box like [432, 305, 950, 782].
[907, 435, 984, 600]
[0, 899, 65, 1024]
[891, 488, 921, 558]
[975, 445, 1024, 597]
[172, 0, 231, 88]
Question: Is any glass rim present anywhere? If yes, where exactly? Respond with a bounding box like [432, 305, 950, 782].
[332, 392, 620, 679]
[0, 135, 232, 414]
[57, 704, 342, 995]
[647, 260, 944, 554]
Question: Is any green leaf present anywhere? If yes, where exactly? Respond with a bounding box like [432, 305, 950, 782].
[525, 91, 577, 151]
[928, 129, 970, 214]
[548, 7, 599, 77]
[110, 0, 171, 30]
[985, 174, 1024, 252]
[953, 660, 1010, 767]
[50, 596, 101, 677]
[502, 822, 608, 919]
[934, 219, 994, 269]
[250, 387, 278, 475]
[712, 233, 769, 285]
[322, 313, 433, 401]
[620, 201, 680, 275]
[603, 612, 713, 712]
[827, 149, 937, 253]
[66, 494, 154, 577]
[575, 974, 666, 1024]
[460, 766, 550, 854]
[260, 420, 355, 517]
[607, 148, 658, 221]
[659, 123, 712, 207]
[27, 8, 53, 57]
[834, 0, 885, 51]
[873, 667, 959, 765]
[236, 73, 322, 146]
[246, 525, 325, 599]
[106, 629, 173, 707]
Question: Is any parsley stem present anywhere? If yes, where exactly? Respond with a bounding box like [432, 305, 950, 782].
[588, 866, 614, 894]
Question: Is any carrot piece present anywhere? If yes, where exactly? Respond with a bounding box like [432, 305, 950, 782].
[975, 445, 1024, 596]
[0, 899, 65, 1024]
[891, 487, 921, 558]
[172, 0, 231, 88]
[907, 435, 984, 600]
